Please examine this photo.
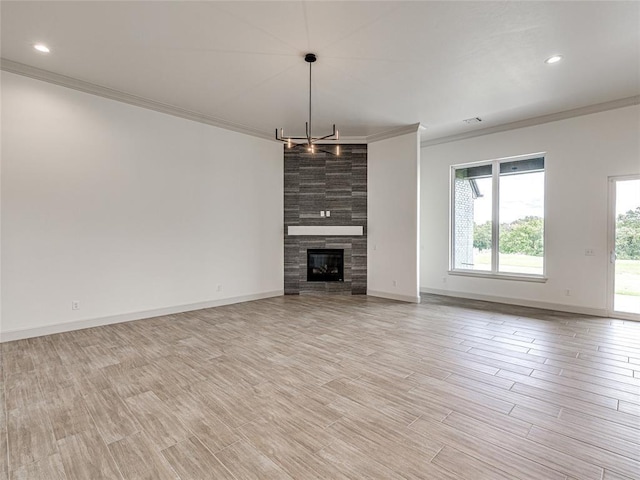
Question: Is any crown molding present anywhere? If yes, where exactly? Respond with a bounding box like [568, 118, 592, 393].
[421, 95, 640, 148]
[5, 58, 635, 149]
[1, 58, 277, 142]
[366, 123, 423, 143]
[338, 136, 368, 144]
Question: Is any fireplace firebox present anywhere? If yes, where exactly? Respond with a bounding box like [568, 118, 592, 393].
[307, 249, 344, 282]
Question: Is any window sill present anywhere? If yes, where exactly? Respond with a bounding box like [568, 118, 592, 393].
[448, 270, 548, 283]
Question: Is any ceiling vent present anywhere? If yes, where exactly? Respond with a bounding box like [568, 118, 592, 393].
[463, 117, 482, 124]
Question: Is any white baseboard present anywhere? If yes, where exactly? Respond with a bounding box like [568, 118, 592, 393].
[367, 290, 421, 304]
[420, 288, 608, 317]
[0, 290, 284, 342]
[608, 311, 640, 322]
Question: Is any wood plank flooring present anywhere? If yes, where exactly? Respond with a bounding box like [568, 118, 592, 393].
[1, 294, 639, 479]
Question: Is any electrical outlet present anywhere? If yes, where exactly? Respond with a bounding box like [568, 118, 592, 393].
[565, 289, 571, 297]
[326, 210, 330, 217]
[392, 280, 397, 287]
[442, 277, 447, 283]
[320, 211, 325, 217]
[585, 248, 596, 256]
[216, 284, 223, 292]
[71, 301, 80, 310]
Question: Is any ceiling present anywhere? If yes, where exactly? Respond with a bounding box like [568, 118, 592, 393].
[2, 1, 639, 143]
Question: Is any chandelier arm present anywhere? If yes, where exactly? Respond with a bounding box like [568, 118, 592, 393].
[276, 129, 309, 142]
[312, 125, 338, 142]
[276, 129, 294, 142]
[280, 134, 310, 140]
[315, 132, 339, 141]
[316, 147, 338, 156]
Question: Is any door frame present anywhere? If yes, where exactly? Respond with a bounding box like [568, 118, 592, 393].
[607, 174, 640, 320]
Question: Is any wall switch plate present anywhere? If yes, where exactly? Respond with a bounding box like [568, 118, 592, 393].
[585, 248, 596, 256]
[216, 284, 223, 292]
[71, 301, 80, 310]
[320, 211, 325, 217]
[565, 289, 571, 296]
[326, 211, 330, 217]
[392, 280, 397, 287]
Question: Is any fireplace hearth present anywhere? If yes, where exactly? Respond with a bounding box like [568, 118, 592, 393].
[307, 249, 344, 282]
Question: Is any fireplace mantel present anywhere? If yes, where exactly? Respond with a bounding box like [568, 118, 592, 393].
[287, 226, 364, 236]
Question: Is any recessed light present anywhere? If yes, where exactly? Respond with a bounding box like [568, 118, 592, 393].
[33, 44, 50, 53]
[545, 55, 563, 64]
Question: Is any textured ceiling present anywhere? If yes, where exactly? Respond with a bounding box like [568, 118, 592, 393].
[1, 1, 639, 142]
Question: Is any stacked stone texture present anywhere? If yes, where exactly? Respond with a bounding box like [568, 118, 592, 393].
[454, 177, 475, 268]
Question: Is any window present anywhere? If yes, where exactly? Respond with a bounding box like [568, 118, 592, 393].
[451, 154, 545, 279]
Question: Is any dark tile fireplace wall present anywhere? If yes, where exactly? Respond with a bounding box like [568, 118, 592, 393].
[284, 144, 367, 295]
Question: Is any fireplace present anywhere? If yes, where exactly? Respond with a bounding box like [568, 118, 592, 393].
[307, 249, 344, 282]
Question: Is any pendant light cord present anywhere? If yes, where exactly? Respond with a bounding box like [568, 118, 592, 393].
[308, 60, 312, 145]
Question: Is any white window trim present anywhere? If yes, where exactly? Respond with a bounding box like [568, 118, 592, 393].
[448, 270, 548, 283]
[449, 152, 547, 281]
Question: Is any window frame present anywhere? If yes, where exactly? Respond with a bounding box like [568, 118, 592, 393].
[449, 152, 548, 282]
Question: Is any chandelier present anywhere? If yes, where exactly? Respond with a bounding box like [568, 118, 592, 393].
[275, 53, 340, 155]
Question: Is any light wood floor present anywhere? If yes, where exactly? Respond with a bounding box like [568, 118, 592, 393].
[1, 294, 639, 480]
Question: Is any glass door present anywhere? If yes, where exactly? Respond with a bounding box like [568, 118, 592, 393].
[609, 176, 640, 318]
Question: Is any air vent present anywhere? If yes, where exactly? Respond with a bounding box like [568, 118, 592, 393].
[463, 117, 482, 124]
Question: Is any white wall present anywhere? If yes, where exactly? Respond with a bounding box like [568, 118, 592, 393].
[1, 71, 284, 340]
[368, 130, 421, 302]
[421, 105, 640, 314]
